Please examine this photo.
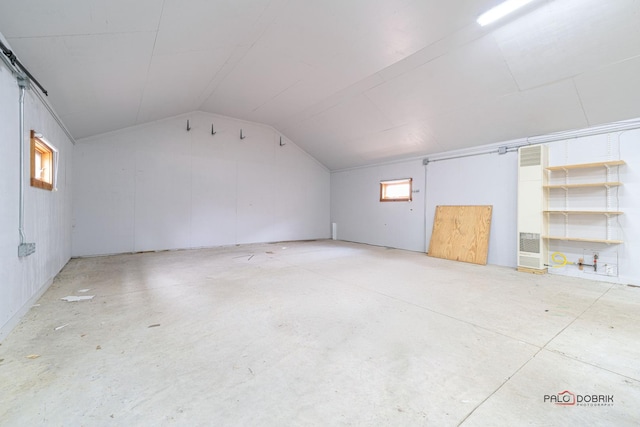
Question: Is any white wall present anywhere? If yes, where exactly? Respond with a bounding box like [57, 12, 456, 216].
[331, 160, 426, 252]
[545, 130, 640, 285]
[72, 111, 330, 256]
[0, 62, 74, 341]
[330, 154, 517, 265]
[330, 127, 639, 284]
[425, 153, 518, 267]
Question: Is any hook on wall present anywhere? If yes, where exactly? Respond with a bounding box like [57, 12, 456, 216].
[211, 124, 217, 135]
[240, 129, 246, 140]
[186, 120, 191, 131]
[279, 136, 285, 146]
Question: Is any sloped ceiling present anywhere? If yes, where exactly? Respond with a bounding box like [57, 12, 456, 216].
[1, 0, 639, 170]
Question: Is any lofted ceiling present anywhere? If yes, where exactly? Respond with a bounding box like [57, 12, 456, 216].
[1, 0, 639, 170]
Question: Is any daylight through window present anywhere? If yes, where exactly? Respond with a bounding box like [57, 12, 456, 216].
[380, 178, 412, 202]
[30, 130, 56, 191]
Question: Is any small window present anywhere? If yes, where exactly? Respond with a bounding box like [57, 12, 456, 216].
[30, 130, 57, 191]
[380, 178, 412, 202]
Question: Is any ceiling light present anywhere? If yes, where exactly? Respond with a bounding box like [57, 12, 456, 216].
[477, 0, 535, 26]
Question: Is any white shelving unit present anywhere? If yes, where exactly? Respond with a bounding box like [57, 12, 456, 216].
[543, 160, 625, 244]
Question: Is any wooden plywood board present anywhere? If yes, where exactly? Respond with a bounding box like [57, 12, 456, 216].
[517, 266, 547, 275]
[428, 205, 493, 265]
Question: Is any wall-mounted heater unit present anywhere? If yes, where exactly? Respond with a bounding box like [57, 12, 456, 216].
[517, 145, 548, 273]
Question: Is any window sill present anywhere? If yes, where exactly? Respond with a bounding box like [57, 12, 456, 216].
[31, 178, 53, 191]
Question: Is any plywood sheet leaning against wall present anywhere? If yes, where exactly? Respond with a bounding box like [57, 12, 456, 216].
[428, 205, 493, 265]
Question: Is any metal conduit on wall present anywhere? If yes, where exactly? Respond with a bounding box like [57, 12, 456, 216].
[1, 38, 73, 256]
[424, 118, 640, 164]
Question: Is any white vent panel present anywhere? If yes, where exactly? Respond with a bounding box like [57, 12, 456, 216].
[517, 145, 548, 271]
[520, 232, 541, 254]
[519, 256, 542, 268]
[520, 145, 541, 167]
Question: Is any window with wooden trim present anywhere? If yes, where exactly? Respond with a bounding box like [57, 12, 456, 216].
[380, 178, 412, 202]
[30, 130, 56, 191]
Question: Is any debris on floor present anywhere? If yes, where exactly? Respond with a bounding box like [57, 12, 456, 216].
[54, 324, 69, 331]
[77, 289, 91, 293]
[61, 295, 95, 302]
[148, 324, 161, 328]
[96, 345, 101, 350]
[232, 253, 255, 261]
[26, 354, 40, 359]
[32, 304, 41, 307]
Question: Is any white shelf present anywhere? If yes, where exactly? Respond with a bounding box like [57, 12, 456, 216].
[545, 160, 624, 245]
[544, 210, 623, 215]
[544, 182, 621, 189]
[546, 160, 626, 171]
[544, 236, 623, 244]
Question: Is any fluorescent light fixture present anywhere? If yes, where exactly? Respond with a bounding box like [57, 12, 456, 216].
[477, 0, 535, 26]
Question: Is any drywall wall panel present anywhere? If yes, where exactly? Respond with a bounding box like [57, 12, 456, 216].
[274, 136, 331, 241]
[72, 144, 135, 255]
[72, 111, 330, 256]
[425, 153, 518, 267]
[134, 149, 192, 252]
[545, 129, 640, 285]
[0, 59, 73, 341]
[190, 156, 237, 248]
[330, 122, 638, 284]
[236, 159, 278, 244]
[331, 160, 426, 252]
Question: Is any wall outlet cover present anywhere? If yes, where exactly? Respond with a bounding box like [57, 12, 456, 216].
[18, 243, 36, 257]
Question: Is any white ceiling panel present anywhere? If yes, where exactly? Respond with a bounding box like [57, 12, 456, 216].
[283, 95, 396, 167]
[136, 49, 231, 124]
[277, 74, 387, 132]
[7, 33, 155, 122]
[1, 1, 639, 170]
[59, 100, 141, 139]
[248, 80, 337, 126]
[0, 0, 163, 37]
[493, 0, 640, 90]
[366, 35, 519, 126]
[153, 0, 273, 54]
[343, 121, 442, 168]
[295, 95, 395, 145]
[251, 2, 359, 67]
[365, 0, 492, 59]
[574, 55, 640, 126]
[429, 80, 589, 151]
[201, 47, 315, 119]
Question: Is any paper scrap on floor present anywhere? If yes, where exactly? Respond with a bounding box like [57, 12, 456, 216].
[61, 295, 95, 302]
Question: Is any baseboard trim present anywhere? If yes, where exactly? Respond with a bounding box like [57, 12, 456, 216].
[0, 277, 54, 343]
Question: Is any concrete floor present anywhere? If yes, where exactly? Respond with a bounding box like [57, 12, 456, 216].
[1, 240, 639, 426]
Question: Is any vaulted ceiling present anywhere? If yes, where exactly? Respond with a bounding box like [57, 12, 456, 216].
[1, 0, 639, 170]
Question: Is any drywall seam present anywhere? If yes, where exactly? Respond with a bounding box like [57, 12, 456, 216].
[332, 117, 640, 172]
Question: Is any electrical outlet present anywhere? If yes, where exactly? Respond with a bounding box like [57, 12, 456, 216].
[604, 264, 616, 276]
[582, 249, 618, 277]
[18, 243, 36, 257]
